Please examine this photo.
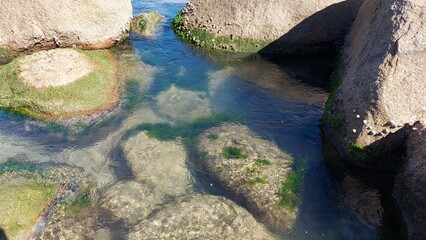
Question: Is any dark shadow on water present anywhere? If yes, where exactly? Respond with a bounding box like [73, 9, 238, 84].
[0, 228, 8, 240]
[320, 132, 408, 240]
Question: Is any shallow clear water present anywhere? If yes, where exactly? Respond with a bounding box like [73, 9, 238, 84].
[0, 0, 407, 239]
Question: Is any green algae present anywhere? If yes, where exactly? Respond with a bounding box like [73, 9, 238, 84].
[131, 12, 164, 36]
[277, 158, 308, 210]
[222, 146, 246, 159]
[0, 182, 56, 238]
[172, 12, 269, 53]
[0, 49, 118, 121]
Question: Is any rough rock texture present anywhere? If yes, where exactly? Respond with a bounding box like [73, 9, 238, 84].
[130, 12, 165, 37]
[197, 124, 296, 231]
[123, 132, 191, 197]
[127, 194, 274, 240]
[324, 0, 426, 163]
[100, 181, 165, 226]
[156, 85, 212, 122]
[18, 49, 96, 88]
[0, 48, 118, 121]
[177, 0, 362, 53]
[0, 0, 132, 51]
[394, 122, 426, 240]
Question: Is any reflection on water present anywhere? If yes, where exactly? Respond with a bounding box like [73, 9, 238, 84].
[0, 0, 407, 239]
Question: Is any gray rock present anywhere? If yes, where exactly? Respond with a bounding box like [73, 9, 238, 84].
[123, 132, 191, 197]
[127, 194, 274, 240]
[394, 121, 426, 240]
[323, 0, 426, 164]
[0, 0, 132, 51]
[100, 181, 165, 226]
[197, 123, 297, 231]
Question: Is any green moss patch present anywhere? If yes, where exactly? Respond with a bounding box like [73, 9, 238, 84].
[172, 12, 270, 53]
[64, 182, 94, 216]
[222, 146, 246, 159]
[277, 158, 308, 210]
[0, 182, 57, 238]
[124, 114, 231, 146]
[254, 159, 272, 167]
[207, 133, 219, 140]
[322, 57, 342, 130]
[0, 49, 118, 121]
[246, 177, 267, 186]
[131, 12, 164, 36]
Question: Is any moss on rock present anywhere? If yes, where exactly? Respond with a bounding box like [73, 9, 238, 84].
[0, 49, 119, 121]
[130, 12, 164, 36]
[172, 12, 269, 53]
[0, 182, 57, 238]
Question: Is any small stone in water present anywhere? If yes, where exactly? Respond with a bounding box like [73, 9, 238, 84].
[352, 129, 357, 133]
[210, 183, 213, 187]
[356, 115, 360, 119]
[363, 120, 367, 124]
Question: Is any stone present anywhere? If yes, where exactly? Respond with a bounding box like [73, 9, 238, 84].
[0, 48, 119, 121]
[127, 194, 274, 240]
[394, 121, 426, 240]
[0, 0, 132, 51]
[175, 0, 363, 54]
[323, 0, 426, 164]
[130, 12, 165, 37]
[197, 123, 297, 231]
[18, 49, 96, 89]
[100, 181, 165, 226]
[123, 132, 191, 197]
[156, 85, 212, 122]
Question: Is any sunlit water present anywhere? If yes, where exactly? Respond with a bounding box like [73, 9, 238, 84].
[0, 0, 407, 239]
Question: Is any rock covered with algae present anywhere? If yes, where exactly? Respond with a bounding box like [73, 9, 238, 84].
[197, 123, 300, 231]
[130, 12, 165, 37]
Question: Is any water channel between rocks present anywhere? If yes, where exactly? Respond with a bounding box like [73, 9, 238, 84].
[0, 0, 407, 239]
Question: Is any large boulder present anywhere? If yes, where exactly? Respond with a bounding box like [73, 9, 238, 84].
[173, 0, 362, 53]
[0, 0, 132, 51]
[323, 0, 426, 166]
[127, 194, 274, 240]
[394, 122, 426, 240]
[197, 124, 302, 231]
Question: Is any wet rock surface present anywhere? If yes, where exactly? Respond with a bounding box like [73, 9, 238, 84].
[156, 85, 212, 122]
[123, 131, 191, 197]
[127, 194, 274, 240]
[100, 181, 165, 226]
[394, 122, 426, 240]
[131, 12, 165, 37]
[197, 123, 297, 231]
[0, 159, 89, 239]
[0, 0, 132, 51]
[0, 48, 119, 121]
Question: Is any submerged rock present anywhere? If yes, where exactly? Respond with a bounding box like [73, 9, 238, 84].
[394, 122, 426, 240]
[127, 194, 274, 240]
[123, 131, 191, 197]
[0, 159, 89, 239]
[323, 0, 426, 165]
[156, 85, 212, 122]
[0, 0, 132, 51]
[130, 12, 165, 37]
[197, 123, 298, 231]
[173, 0, 362, 53]
[100, 181, 165, 226]
[0, 48, 119, 121]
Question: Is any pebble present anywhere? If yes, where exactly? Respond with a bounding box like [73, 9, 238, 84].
[356, 115, 360, 119]
[363, 120, 367, 124]
[352, 129, 357, 133]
